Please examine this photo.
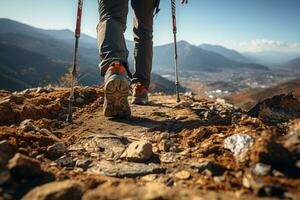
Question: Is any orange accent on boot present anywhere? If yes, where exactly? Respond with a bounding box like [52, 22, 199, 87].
[107, 62, 126, 74]
[133, 83, 148, 97]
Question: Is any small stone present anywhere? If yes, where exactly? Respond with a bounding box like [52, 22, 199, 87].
[36, 154, 45, 161]
[160, 152, 179, 163]
[169, 146, 181, 153]
[19, 119, 38, 132]
[75, 97, 85, 104]
[213, 176, 225, 183]
[158, 140, 171, 152]
[47, 142, 67, 158]
[141, 174, 157, 182]
[175, 115, 188, 121]
[189, 161, 225, 176]
[39, 128, 52, 136]
[160, 132, 170, 141]
[75, 159, 92, 170]
[272, 170, 285, 177]
[121, 140, 153, 162]
[162, 177, 174, 186]
[253, 163, 271, 176]
[0, 140, 15, 165]
[36, 87, 47, 93]
[22, 180, 83, 200]
[242, 176, 251, 188]
[56, 155, 74, 167]
[184, 91, 195, 99]
[174, 170, 191, 180]
[8, 153, 42, 178]
[196, 178, 206, 186]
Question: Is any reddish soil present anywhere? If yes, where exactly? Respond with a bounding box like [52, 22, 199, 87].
[0, 86, 299, 200]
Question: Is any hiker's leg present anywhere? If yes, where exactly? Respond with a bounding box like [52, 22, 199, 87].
[97, 0, 129, 76]
[131, 0, 156, 89]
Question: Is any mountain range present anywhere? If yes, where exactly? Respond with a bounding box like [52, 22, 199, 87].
[153, 41, 269, 73]
[244, 51, 300, 66]
[283, 56, 300, 70]
[0, 18, 299, 92]
[0, 18, 180, 92]
[198, 43, 252, 63]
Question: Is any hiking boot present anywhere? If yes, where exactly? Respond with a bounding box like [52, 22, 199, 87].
[103, 62, 131, 118]
[131, 83, 149, 105]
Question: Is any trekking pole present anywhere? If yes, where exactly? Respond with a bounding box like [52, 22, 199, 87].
[66, 0, 83, 123]
[171, 0, 181, 103]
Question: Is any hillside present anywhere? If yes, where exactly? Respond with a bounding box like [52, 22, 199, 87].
[226, 78, 300, 110]
[0, 19, 184, 93]
[0, 43, 68, 90]
[0, 86, 299, 199]
[0, 18, 96, 46]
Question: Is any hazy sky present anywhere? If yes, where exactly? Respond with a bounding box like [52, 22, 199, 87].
[1, 0, 300, 53]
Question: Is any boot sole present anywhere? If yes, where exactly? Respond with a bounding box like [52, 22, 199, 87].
[103, 75, 131, 118]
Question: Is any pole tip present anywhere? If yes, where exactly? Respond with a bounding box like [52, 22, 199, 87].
[66, 114, 73, 123]
[176, 96, 181, 103]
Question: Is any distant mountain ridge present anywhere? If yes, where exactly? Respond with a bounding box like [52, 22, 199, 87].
[154, 41, 269, 73]
[243, 51, 300, 66]
[282, 56, 300, 70]
[199, 43, 251, 63]
[0, 18, 96, 46]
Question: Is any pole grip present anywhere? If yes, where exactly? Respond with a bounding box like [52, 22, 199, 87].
[75, 0, 83, 38]
[171, 0, 177, 33]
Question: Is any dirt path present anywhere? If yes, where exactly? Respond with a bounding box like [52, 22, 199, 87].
[0, 87, 299, 200]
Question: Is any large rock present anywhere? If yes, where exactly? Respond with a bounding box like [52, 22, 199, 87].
[224, 134, 254, 161]
[0, 140, 15, 165]
[83, 182, 169, 200]
[22, 180, 83, 200]
[250, 139, 294, 170]
[248, 94, 300, 123]
[284, 120, 300, 155]
[81, 133, 128, 160]
[0, 166, 11, 186]
[88, 161, 164, 178]
[121, 140, 153, 162]
[8, 153, 42, 178]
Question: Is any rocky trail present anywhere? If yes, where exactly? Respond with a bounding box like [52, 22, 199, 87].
[0, 86, 300, 200]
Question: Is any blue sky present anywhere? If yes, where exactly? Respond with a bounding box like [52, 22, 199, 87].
[1, 0, 300, 53]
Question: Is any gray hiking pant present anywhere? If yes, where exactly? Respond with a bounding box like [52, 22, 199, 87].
[97, 0, 157, 89]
